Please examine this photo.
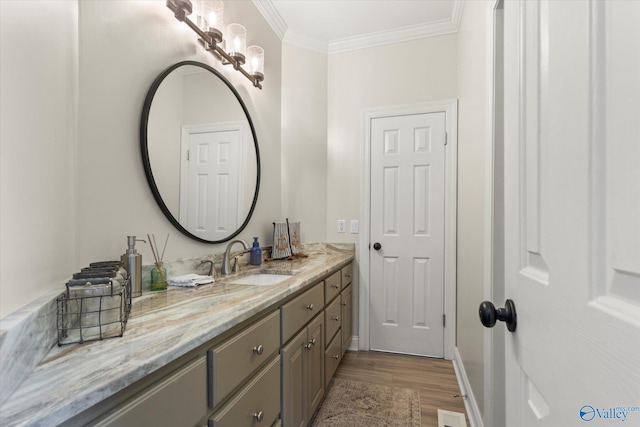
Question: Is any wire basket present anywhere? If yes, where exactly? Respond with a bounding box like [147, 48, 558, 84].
[57, 276, 131, 345]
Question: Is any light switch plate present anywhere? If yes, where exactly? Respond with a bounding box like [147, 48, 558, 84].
[350, 220, 359, 234]
[337, 220, 346, 233]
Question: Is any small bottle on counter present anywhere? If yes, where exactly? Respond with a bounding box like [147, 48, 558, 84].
[250, 237, 262, 266]
[121, 236, 145, 298]
[150, 263, 167, 291]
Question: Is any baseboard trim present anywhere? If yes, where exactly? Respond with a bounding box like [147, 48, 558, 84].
[348, 336, 359, 351]
[452, 347, 484, 427]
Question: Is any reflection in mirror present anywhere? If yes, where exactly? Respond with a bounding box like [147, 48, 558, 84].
[141, 61, 260, 243]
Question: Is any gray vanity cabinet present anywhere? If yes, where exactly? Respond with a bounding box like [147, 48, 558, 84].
[73, 262, 353, 427]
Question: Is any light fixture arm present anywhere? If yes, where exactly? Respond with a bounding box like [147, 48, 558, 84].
[166, 0, 263, 89]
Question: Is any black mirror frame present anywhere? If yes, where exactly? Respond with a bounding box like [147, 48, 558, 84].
[140, 61, 261, 244]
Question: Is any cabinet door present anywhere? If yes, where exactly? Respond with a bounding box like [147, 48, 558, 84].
[281, 328, 307, 427]
[91, 357, 206, 427]
[341, 285, 352, 356]
[306, 314, 324, 422]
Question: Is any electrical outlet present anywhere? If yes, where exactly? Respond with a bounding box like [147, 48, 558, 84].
[337, 219, 346, 233]
[350, 220, 359, 234]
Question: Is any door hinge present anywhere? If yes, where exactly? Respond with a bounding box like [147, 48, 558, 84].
[186, 150, 190, 161]
[444, 133, 448, 146]
[443, 314, 446, 327]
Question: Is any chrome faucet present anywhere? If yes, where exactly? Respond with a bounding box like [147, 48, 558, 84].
[221, 239, 248, 275]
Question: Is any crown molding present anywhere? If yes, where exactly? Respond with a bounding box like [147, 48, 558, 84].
[256, 0, 464, 54]
[328, 0, 465, 54]
[283, 31, 329, 54]
[252, 0, 287, 40]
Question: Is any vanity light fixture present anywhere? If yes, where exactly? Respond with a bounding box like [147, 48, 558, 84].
[247, 45, 264, 82]
[166, 0, 264, 89]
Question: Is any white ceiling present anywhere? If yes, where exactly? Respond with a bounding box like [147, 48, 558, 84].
[253, 0, 464, 54]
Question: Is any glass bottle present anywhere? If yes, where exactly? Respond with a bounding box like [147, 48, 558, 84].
[151, 263, 167, 291]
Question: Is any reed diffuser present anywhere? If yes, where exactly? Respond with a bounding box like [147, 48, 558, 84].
[148, 233, 169, 291]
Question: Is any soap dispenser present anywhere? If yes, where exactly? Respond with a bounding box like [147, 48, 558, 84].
[249, 237, 262, 266]
[121, 236, 145, 298]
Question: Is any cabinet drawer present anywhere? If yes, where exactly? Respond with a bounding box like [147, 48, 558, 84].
[324, 295, 341, 345]
[324, 330, 342, 388]
[281, 281, 324, 344]
[209, 310, 280, 408]
[209, 355, 280, 427]
[324, 270, 342, 303]
[341, 264, 353, 287]
[92, 357, 206, 427]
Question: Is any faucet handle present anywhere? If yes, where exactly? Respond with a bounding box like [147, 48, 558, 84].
[231, 256, 239, 273]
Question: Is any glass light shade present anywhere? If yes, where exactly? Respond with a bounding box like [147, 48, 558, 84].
[226, 23, 247, 59]
[247, 45, 265, 80]
[196, 0, 224, 33]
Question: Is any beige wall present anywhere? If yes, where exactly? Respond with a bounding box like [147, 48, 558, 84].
[326, 34, 459, 338]
[456, 0, 488, 416]
[0, 0, 78, 317]
[281, 43, 328, 243]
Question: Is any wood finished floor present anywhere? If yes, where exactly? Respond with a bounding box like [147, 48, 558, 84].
[331, 351, 469, 427]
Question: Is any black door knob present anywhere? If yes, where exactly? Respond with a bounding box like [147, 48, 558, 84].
[373, 242, 382, 250]
[479, 299, 517, 332]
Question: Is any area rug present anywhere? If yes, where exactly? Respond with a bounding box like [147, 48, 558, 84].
[310, 378, 421, 427]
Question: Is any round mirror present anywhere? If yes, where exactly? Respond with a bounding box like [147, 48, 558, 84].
[141, 61, 260, 243]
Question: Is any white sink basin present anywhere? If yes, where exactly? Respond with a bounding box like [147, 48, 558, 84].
[230, 274, 293, 286]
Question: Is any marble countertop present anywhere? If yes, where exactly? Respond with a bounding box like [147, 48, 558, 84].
[0, 243, 354, 426]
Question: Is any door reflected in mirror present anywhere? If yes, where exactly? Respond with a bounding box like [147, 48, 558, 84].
[141, 61, 260, 243]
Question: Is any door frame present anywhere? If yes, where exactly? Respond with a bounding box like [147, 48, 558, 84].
[483, 1, 505, 426]
[358, 100, 458, 360]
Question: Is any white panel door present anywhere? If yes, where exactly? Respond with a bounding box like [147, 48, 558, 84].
[370, 112, 446, 357]
[502, 1, 640, 425]
[180, 125, 242, 241]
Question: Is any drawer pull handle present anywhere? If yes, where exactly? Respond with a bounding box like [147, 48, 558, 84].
[342, 301, 347, 306]
[346, 274, 351, 278]
[306, 303, 314, 311]
[332, 316, 340, 321]
[252, 411, 264, 422]
[332, 354, 340, 360]
[333, 284, 340, 289]
[252, 345, 264, 355]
